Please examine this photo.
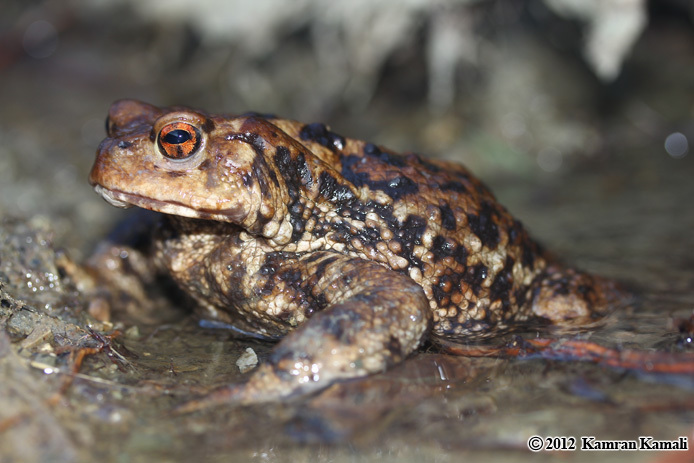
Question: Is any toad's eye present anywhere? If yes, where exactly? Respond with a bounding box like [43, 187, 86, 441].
[157, 122, 202, 159]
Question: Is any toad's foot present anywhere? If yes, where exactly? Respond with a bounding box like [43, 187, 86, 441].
[177, 257, 431, 410]
[530, 264, 628, 324]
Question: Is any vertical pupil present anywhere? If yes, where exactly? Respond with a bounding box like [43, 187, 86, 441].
[164, 129, 192, 144]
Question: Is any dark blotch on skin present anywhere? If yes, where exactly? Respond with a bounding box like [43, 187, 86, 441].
[380, 176, 418, 200]
[522, 242, 536, 269]
[439, 203, 456, 230]
[431, 235, 452, 260]
[241, 172, 254, 187]
[274, 146, 309, 240]
[394, 214, 426, 269]
[201, 118, 215, 133]
[363, 144, 407, 168]
[258, 252, 303, 297]
[296, 152, 313, 188]
[289, 208, 306, 238]
[167, 171, 187, 178]
[275, 146, 316, 200]
[363, 143, 381, 156]
[467, 201, 500, 249]
[251, 155, 273, 200]
[300, 122, 345, 151]
[551, 277, 571, 296]
[117, 141, 132, 149]
[227, 132, 265, 157]
[509, 219, 522, 243]
[440, 181, 468, 193]
[489, 256, 514, 311]
[268, 168, 279, 187]
[275, 146, 291, 166]
[274, 146, 295, 195]
[319, 171, 356, 204]
[400, 215, 427, 246]
[341, 154, 419, 200]
[281, 268, 303, 287]
[431, 235, 467, 265]
[340, 154, 369, 187]
[258, 264, 275, 276]
[463, 263, 488, 295]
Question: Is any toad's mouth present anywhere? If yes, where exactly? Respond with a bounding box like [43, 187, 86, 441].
[94, 185, 134, 209]
[93, 185, 246, 223]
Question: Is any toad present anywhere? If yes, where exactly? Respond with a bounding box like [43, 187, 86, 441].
[89, 100, 622, 403]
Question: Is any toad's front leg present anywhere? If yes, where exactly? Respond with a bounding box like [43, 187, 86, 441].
[183, 255, 431, 408]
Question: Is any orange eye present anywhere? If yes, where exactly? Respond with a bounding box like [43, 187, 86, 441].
[157, 122, 202, 159]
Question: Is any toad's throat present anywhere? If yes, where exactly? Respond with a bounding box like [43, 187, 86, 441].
[92, 185, 246, 222]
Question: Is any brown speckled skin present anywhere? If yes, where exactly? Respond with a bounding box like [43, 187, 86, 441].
[89, 100, 620, 403]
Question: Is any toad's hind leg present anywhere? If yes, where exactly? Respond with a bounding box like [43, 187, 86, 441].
[183, 256, 431, 408]
[529, 263, 626, 324]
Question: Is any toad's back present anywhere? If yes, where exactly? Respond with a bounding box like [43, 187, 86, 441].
[261, 116, 613, 340]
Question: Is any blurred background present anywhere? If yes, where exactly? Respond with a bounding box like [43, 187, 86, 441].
[1, 0, 691, 256]
[1, 1, 693, 462]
